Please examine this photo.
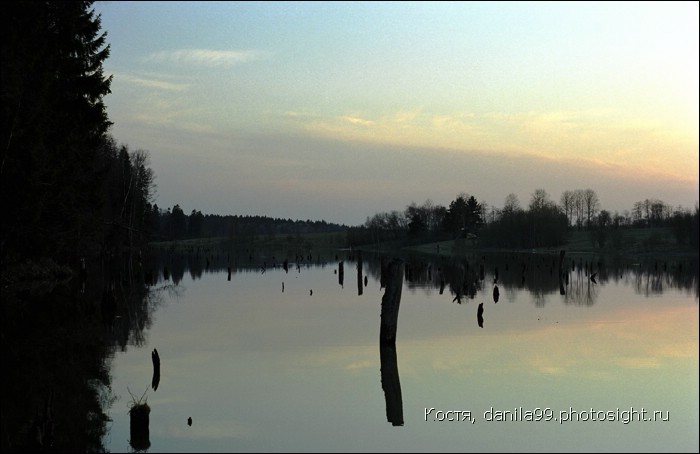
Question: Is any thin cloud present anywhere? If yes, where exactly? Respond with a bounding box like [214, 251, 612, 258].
[300, 108, 697, 183]
[144, 48, 266, 67]
[282, 110, 319, 121]
[117, 73, 190, 91]
[343, 116, 375, 127]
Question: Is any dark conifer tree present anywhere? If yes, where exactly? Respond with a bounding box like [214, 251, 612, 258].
[2, 1, 113, 262]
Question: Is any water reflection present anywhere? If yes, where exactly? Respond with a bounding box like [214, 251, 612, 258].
[3, 246, 696, 452]
[361, 251, 699, 307]
[1, 256, 148, 451]
[379, 342, 404, 427]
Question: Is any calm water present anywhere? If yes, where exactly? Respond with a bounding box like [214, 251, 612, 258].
[102, 251, 699, 452]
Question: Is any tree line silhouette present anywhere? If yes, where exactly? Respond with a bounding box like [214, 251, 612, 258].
[2, 2, 159, 271]
[148, 205, 347, 242]
[1, 1, 345, 277]
[349, 189, 699, 250]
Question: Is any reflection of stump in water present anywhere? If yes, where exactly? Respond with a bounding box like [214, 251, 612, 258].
[558, 250, 567, 295]
[129, 403, 150, 452]
[380, 341, 404, 426]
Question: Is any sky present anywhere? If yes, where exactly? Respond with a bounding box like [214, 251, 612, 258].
[94, 1, 699, 226]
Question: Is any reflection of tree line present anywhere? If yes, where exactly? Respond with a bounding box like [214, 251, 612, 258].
[357, 251, 698, 307]
[146, 246, 351, 285]
[1, 252, 160, 451]
[6, 248, 690, 449]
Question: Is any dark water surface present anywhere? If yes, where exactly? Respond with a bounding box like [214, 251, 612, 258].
[97, 250, 698, 452]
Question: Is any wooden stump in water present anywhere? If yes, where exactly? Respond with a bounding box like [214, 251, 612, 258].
[380, 259, 404, 344]
[558, 250, 566, 295]
[357, 250, 363, 296]
[129, 403, 150, 451]
[380, 256, 389, 289]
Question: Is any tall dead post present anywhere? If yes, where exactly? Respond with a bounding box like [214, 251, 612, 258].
[357, 250, 363, 296]
[338, 261, 344, 287]
[380, 259, 404, 344]
[380, 256, 389, 289]
[379, 258, 404, 426]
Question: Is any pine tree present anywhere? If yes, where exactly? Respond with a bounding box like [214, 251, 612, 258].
[1, 1, 113, 262]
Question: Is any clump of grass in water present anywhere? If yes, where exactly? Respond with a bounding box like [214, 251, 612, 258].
[127, 387, 151, 451]
[127, 387, 150, 414]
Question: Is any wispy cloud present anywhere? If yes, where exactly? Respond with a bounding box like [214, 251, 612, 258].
[301, 108, 698, 183]
[116, 72, 190, 91]
[144, 48, 266, 67]
[343, 116, 375, 127]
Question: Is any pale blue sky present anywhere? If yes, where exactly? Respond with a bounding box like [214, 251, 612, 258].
[95, 1, 698, 225]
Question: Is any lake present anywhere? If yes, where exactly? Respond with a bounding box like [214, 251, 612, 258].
[102, 249, 699, 452]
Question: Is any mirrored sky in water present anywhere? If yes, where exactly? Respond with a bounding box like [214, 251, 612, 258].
[103, 256, 698, 452]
